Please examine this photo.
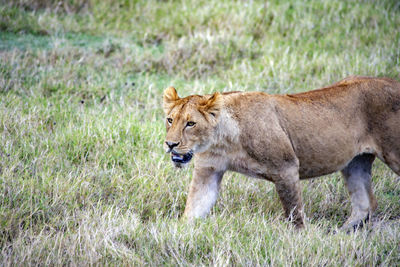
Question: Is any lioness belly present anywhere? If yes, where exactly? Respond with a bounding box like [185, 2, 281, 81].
[294, 130, 361, 178]
[228, 150, 274, 181]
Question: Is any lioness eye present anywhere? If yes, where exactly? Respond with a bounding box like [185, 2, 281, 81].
[186, 121, 196, 127]
[167, 118, 173, 124]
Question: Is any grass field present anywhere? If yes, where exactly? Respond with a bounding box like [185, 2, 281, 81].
[1, 0, 400, 265]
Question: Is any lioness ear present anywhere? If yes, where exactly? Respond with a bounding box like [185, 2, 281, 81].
[163, 86, 179, 114]
[200, 92, 222, 117]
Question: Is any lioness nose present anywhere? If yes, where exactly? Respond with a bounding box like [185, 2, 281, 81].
[166, 141, 180, 150]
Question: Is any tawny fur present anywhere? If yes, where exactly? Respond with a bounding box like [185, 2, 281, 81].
[163, 76, 400, 229]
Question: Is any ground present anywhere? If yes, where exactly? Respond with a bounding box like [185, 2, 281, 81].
[0, 0, 400, 265]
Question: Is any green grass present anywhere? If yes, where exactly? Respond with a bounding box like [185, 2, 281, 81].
[1, 0, 400, 265]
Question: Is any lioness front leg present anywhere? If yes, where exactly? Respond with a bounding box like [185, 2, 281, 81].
[274, 167, 304, 228]
[183, 167, 225, 220]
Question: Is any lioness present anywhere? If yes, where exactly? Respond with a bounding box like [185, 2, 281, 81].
[163, 76, 400, 229]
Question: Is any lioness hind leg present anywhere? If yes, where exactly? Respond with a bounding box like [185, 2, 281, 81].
[274, 167, 304, 228]
[377, 111, 400, 176]
[341, 154, 376, 230]
[379, 151, 400, 176]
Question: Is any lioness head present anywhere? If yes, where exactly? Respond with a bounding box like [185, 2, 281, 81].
[163, 87, 222, 168]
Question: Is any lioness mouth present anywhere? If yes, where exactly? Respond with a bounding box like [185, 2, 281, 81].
[171, 151, 193, 164]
